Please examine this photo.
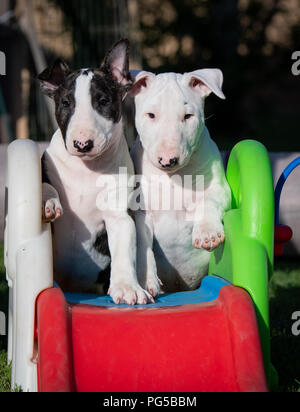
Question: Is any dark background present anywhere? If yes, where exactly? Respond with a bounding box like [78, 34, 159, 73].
[0, 1, 300, 392]
[0, 0, 299, 151]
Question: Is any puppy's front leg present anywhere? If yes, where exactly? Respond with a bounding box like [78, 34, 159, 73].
[192, 174, 231, 252]
[42, 183, 63, 223]
[135, 211, 161, 298]
[192, 193, 228, 252]
[105, 212, 153, 305]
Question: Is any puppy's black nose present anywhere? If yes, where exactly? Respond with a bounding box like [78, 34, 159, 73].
[169, 157, 179, 167]
[73, 140, 94, 153]
[158, 157, 179, 169]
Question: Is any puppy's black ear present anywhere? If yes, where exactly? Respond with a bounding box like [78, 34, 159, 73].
[38, 59, 71, 98]
[101, 39, 133, 88]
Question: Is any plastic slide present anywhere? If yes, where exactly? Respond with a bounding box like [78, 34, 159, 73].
[4, 139, 276, 392]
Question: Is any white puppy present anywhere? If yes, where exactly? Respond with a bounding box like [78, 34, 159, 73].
[130, 70, 231, 296]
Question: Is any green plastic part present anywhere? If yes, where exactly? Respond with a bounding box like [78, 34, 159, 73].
[209, 139, 277, 390]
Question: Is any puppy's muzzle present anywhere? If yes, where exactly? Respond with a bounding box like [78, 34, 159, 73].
[73, 139, 94, 154]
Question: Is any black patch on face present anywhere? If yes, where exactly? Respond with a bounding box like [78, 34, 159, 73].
[53, 68, 125, 143]
[90, 71, 124, 124]
[94, 231, 110, 257]
[53, 70, 82, 141]
[38, 39, 133, 144]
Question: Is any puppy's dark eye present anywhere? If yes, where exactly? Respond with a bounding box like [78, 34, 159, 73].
[184, 114, 194, 121]
[62, 99, 71, 108]
[147, 113, 155, 119]
[99, 97, 109, 107]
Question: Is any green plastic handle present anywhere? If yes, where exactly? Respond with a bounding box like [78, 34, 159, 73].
[209, 139, 277, 390]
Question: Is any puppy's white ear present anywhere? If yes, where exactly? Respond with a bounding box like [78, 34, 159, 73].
[129, 71, 155, 97]
[185, 69, 225, 100]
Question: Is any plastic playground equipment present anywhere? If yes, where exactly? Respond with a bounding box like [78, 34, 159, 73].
[5, 138, 277, 392]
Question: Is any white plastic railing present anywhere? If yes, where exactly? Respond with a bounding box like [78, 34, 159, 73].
[5, 139, 53, 392]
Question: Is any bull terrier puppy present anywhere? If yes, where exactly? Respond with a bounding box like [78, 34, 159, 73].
[130, 70, 232, 296]
[39, 40, 152, 305]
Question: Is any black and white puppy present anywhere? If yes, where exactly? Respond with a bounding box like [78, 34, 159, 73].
[39, 39, 152, 305]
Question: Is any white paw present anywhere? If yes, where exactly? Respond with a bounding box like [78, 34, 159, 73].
[146, 274, 163, 298]
[108, 281, 154, 305]
[193, 221, 225, 252]
[42, 198, 63, 223]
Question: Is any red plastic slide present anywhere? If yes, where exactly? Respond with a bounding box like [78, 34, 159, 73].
[36, 276, 268, 392]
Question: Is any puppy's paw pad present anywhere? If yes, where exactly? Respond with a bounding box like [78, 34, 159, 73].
[42, 199, 63, 223]
[193, 224, 225, 252]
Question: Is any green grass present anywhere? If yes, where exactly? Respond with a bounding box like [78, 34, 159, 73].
[0, 351, 11, 393]
[269, 259, 300, 392]
[0, 242, 10, 392]
[0, 242, 299, 392]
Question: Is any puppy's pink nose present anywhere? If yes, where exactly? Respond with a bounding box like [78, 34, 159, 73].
[158, 156, 179, 169]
